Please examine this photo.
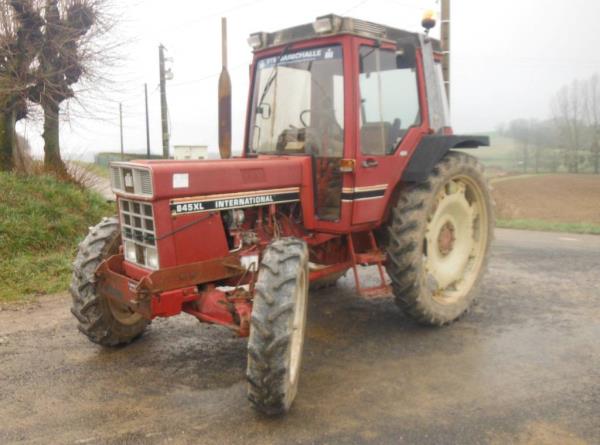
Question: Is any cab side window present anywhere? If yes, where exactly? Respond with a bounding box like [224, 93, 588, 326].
[359, 46, 420, 155]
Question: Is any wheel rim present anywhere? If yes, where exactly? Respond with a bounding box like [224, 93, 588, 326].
[107, 298, 143, 326]
[287, 266, 308, 401]
[424, 175, 488, 305]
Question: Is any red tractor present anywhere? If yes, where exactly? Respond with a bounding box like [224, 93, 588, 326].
[71, 14, 494, 416]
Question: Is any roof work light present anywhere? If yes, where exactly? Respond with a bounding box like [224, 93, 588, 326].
[313, 14, 342, 34]
[421, 10, 436, 32]
[247, 33, 266, 50]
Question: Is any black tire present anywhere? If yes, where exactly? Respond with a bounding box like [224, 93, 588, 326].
[246, 238, 309, 416]
[70, 217, 150, 346]
[384, 152, 494, 326]
[309, 269, 347, 291]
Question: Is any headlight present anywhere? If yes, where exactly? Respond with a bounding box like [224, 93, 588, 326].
[146, 247, 159, 270]
[124, 241, 137, 262]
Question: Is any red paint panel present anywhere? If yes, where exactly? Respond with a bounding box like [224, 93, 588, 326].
[171, 212, 229, 265]
[131, 157, 303, 200]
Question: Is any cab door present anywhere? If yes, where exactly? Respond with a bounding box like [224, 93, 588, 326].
[351, 40, 425, 225]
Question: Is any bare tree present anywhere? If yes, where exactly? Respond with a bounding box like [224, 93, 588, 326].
[27, 0, 99, 174]
[507, 118, 531, 173]
[552, 81, 586, 173]
[583, 74, 600, 174]
[0, 0, 43, 171]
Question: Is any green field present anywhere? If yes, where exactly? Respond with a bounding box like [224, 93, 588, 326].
[0, 173, 113, 302]
[497, 219, 600, 235]
[458, 133, 519, 172]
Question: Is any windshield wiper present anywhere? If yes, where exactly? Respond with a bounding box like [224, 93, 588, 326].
[256, 44, 292, 112]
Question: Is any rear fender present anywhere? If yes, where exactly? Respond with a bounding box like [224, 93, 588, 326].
[401, 135, 490, 183]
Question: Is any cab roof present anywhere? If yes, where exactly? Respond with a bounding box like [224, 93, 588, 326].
[250, 14, 441, 51]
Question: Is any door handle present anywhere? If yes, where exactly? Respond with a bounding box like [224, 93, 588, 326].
[362, 158, 379, 168]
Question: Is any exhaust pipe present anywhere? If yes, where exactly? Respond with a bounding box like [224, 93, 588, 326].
[218, 17, 232, 159]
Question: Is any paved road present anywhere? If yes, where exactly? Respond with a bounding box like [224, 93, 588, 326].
[0, 229, 598, 445]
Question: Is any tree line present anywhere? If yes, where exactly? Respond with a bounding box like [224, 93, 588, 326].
[0, 0, 105, 174]
[499, 74, 600, 174]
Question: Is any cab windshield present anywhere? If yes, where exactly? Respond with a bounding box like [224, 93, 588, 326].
[248, 45, 344, 157]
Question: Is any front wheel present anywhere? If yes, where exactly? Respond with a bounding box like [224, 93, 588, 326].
[246, 238, 309, 416]
[384, 152, 494, 326]
[70, 217, 150, 346]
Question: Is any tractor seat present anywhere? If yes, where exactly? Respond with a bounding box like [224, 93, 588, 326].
[360, 122, 392, 155]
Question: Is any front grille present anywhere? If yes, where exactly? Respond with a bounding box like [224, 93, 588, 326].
[119, 199, 158, 269]
[138, 169, 153, 195]
[110, 165, 153, 197]
[111, 166, 123, 190]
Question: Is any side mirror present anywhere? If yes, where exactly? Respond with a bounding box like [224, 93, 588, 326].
[256, 103, 272, 119]
[395, 48, 405, 69]
[395, 44, 416, 69]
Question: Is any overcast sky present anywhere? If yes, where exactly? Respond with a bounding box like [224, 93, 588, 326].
[17, 0, 600, 160]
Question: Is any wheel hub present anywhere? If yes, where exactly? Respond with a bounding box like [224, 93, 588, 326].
[437, 221, 456, 256]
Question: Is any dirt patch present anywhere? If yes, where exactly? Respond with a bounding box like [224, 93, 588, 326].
[492, 174, 600, 224]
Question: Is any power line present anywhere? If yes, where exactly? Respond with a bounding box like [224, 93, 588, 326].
[161, 0, 270, 34]
[168, 63, 246, 88]
[342, 0, 370, 15]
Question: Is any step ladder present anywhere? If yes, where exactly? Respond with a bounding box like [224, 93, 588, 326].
[347, 231, 391, 298]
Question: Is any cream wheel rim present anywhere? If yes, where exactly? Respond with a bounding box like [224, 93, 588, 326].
[424, 176, 488, 305]
[287, 266, 308, 402]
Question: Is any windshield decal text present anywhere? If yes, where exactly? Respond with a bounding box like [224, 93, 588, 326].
[257, 46, 342, 70]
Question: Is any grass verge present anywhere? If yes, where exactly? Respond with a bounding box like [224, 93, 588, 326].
[496, 219, 600, 235]
[0, 172, 113, 302]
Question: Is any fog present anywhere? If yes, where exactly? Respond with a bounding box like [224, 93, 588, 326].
[16, 0, 600, 160]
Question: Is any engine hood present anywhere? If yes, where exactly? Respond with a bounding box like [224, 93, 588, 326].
[127, 155, 308, 201]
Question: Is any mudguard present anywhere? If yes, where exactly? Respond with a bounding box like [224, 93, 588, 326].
[401, 135, 490, 183]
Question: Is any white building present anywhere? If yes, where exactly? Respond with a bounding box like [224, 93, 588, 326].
[173, 145, 208, 160]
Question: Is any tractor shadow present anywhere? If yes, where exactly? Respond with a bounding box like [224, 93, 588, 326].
[90, 267, 485, 399]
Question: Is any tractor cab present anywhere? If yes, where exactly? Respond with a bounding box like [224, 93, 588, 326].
[245, 14, 450, 229]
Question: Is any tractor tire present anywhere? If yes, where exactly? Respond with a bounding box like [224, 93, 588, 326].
[246, 238, 309, 416]
[70, 217, 150, 346]
[309, 269, 347, 291]
[385, 152, 494, 326]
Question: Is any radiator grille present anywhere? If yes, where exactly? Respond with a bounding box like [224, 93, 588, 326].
[137, 169, 153, 195]
[110, 165, 153, 197]
[111, 167, 122, 190]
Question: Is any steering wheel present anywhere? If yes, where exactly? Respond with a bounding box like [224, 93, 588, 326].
[300, 109, 335, 128]
[299, 109, 313, 128]
[300, 109, 343, 129]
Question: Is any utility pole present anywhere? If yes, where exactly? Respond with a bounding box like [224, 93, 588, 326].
[158, 44, 170, 159]
[441, 0, 451, 106]
[144, 83, 151, 159]
[119, 103, 124, 160]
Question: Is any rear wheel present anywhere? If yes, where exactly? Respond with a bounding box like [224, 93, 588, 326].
[70, 217, 149, 346]
[384, 152, 494, 326]
[246, 238, 309, 416]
